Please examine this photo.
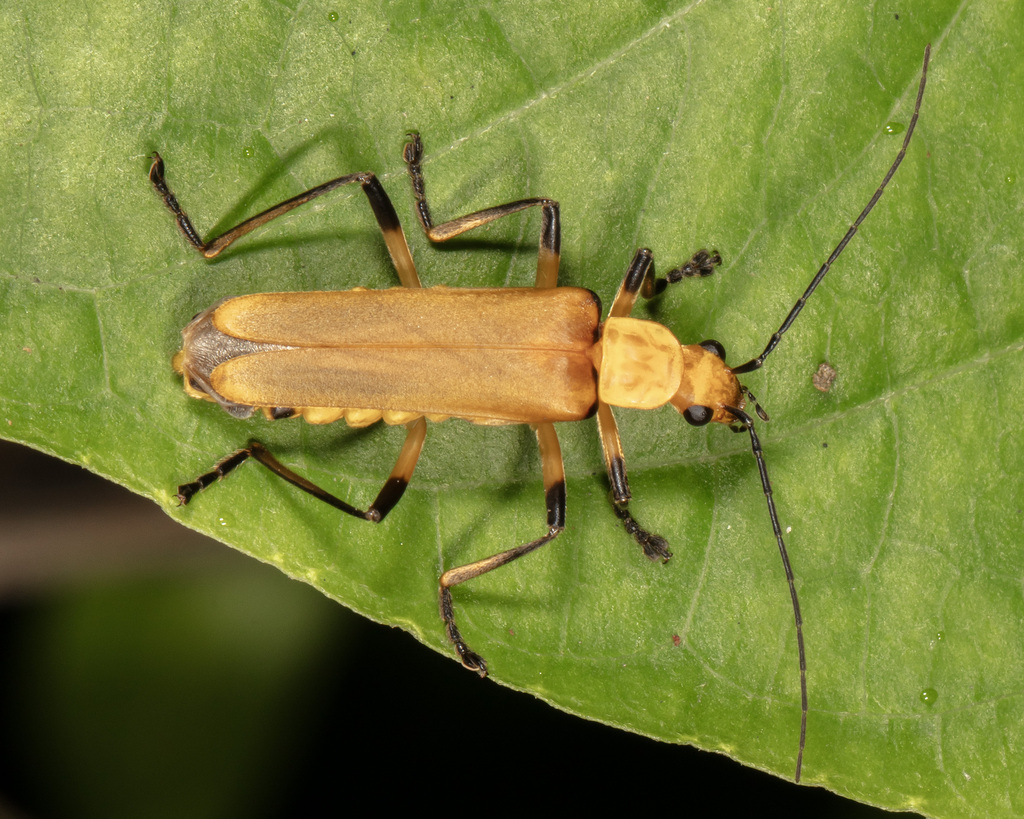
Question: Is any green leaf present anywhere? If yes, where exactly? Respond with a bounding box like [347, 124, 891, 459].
[2, 0, 1020, 814]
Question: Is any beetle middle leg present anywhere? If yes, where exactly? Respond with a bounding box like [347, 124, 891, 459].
[148, 152, 423, 288]
[177, 417, 428, 523]
[439, 422, 566, 676]
[402, 133, 561, 288]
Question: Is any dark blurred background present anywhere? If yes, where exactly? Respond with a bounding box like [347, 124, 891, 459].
[0, 439, 916, 817]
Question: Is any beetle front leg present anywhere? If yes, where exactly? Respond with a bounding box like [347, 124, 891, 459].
[607, 247, 722, 317]
[438, 422, 566, 675]
[595, 401, 672, 562]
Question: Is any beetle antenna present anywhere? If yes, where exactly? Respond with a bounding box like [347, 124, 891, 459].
[731, 44, 930, 376]
[725, 404, 807, 782]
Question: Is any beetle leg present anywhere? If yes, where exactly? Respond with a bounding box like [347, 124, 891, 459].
[657, 249, 722, 287]
[148, 152, 422, 288]
[595, 401, 672, 562]
[176, 418, 428, 523]
[607, 248, 654, 318]
[608, 247, 722, 318]
[402, 133, 561, 288]
[438, 422, 566, 676]
[366, 418, 428, 522]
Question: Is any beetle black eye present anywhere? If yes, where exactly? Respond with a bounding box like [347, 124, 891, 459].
[699, 339, 726, 359]
[683, 405, 713, 426]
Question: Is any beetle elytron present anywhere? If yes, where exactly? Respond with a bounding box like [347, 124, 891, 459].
[151, 47, 929, 781]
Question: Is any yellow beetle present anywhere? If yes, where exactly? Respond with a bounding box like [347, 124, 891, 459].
[151, 47, 929, 782]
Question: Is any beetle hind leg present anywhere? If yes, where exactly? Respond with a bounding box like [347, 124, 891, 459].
[438, 423, 566, 675]
[148, 151, 422, 288]
[176, 418, 428, 523]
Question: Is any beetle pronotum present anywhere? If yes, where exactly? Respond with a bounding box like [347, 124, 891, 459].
[151, 47, 929, 781]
